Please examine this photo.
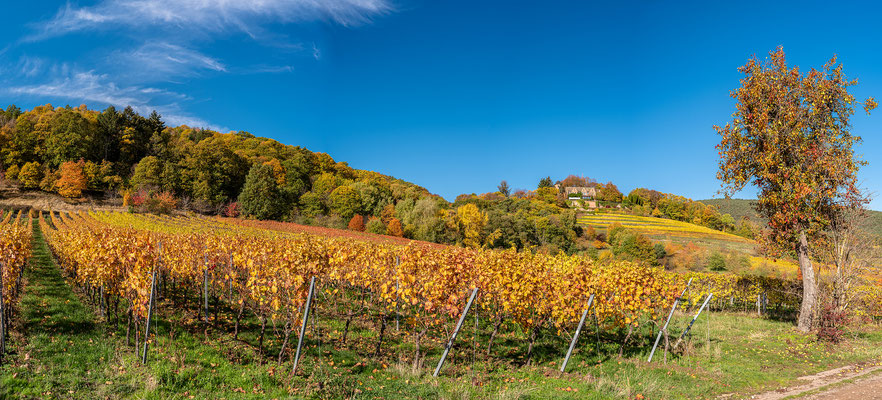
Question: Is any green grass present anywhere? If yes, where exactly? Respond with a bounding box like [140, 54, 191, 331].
[1, 219, 882, 399]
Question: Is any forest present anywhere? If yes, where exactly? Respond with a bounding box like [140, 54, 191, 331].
[0, 103, 747, 257]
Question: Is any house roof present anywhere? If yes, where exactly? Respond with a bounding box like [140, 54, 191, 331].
[564, 186, 596, 196]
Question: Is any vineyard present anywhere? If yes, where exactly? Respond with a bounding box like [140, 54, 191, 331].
[579, 212, 755, 253]
[0, 210, 878, 398]
[0, 210, 33, 364]
[32, 210, 814, 374]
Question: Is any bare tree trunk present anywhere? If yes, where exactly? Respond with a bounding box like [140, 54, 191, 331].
[374, 314, 387, 357]
[525, 325, 539, 365]
[234, 300, 246, 340]
[797, 231, 816, 332]
[258, 315, 267, 362]
[278, 321, 292, 364]
[619, 323, 635, 357]
[413, 327, 428, 370]
[486, 314, 504, 356]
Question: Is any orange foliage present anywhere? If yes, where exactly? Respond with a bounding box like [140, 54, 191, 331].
[348, 215, 365, 232]
[386, 217, 404, 237]
[56, 160, 88, 198]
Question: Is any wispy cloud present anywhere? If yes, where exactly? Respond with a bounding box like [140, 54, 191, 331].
[17, 56, 44, 77]
[6, 0, 393, 131]
[5, 71, 224, 130]
[29, 0, 391, 41]
[107, 42, 228, 83]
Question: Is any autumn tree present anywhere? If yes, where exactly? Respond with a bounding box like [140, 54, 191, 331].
[56, 160, 88, 198]
[365, 217, 386, 234]
[329, 185, 362, 219]
[825, 208, 878, 313]
[715, 47, 876, 331]
[386, 217, 404, 237]
[18, 162, 42, 189]
[131, 156, 163, 190]
[597, 182, 623, 202]
[457, 203, 487, 248]
[497, 180, 510, 197]
[538, 176, 553, 189]
[348, 215, 365, 231]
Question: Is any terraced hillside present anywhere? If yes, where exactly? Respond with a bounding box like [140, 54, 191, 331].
[579, 212, 756, 253]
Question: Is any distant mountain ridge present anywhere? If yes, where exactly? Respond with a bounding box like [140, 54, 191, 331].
[700, 198, 882, 238]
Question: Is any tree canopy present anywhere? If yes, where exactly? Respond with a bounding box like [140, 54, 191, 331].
[714, 47, 876, 331]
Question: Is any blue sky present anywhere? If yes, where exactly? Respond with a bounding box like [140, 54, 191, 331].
[2, 1, 881, 208]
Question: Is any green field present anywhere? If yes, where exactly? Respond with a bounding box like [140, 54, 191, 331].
[578, 212, 756, 254]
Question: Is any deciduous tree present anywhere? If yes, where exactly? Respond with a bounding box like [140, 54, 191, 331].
[497, 180, 510, 197]
[56, 160, 88, 198]
[715, 47, 876, 331]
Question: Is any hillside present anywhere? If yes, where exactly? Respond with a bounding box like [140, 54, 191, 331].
[579, 212, 755, 254]
[701, 198, 882, 238]
[0, 104, 590, 254]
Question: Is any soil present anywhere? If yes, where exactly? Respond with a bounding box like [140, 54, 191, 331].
[0, 181, 124, 212]
[746, 362, 882, 399]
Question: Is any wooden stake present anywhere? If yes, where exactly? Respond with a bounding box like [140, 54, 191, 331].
[0, 263, 5, 364]
[203, 254, 209, 323]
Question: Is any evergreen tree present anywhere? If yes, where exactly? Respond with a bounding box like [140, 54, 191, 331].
[238, 163, 286, 220]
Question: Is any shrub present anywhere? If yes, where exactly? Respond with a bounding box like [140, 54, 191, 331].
[5, 165, 19, 181]
[121, 188, 132, 208]
[131, 189, 148, 207]
[817, 304, 850, 343]
[653, 243, 667, 260]
[612, 231, 656, 265]
[348, 215, 365, 232]
[707, 253, 727, 271]
[56, 160, 88, 198]
[145, 191, 177, 214]
[224, 202, 241, 217]
[365, 217, 386, 235]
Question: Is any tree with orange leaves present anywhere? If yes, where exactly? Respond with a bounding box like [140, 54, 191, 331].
[715, 47, 876, 332]
[386, 217, 404, 237]
[56, 160, 88, 198]
[348, 214, 365, 232]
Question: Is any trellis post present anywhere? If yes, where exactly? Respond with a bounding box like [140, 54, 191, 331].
[141, 268, 157, 364]
[674, 293, 713, 349]
[433, 287, 478, 377]
[292, 276, 317, 375]
[560, 293, 595, 372]
[648, 277, 693, 362]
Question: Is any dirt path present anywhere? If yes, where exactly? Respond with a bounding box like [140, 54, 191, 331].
[746, 362, 882, 400]
[801, 372, 882, 399]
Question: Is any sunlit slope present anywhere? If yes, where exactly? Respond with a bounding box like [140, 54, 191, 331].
[578, 213, 755, 253]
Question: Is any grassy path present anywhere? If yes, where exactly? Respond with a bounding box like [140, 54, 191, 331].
[0, 218, 140, 399]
